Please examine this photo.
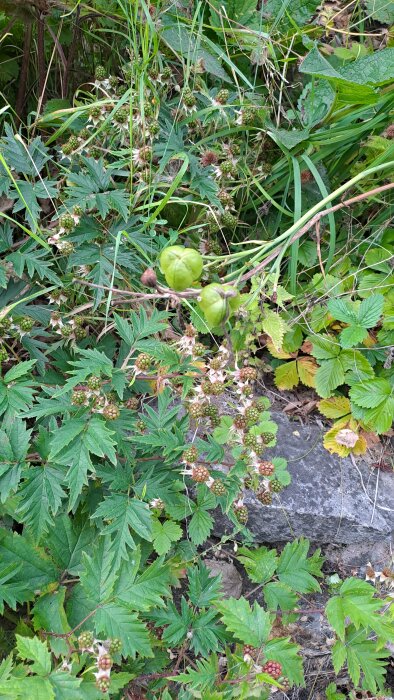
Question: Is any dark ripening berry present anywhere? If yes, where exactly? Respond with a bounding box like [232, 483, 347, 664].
[200, 150, 218, 167]
[140, 268, 157, 288]
[262, 660, 282, 679]
[183, 446, 198, 464]
[78, 631, 94, 649]
[125, 397, 139, 410]
[239, 366, 257, 381]
[243, 644, 257, 657]
[258, 461, 274, 477]
[234, 505, 248, 524]
[261, 432, 275, 444]
[210, 479, 226, 496]
[135, 353, 151, 370]
[256, 489, 272, 505]
[96, 675, 110, 693]
[191, 465, 210, 483]
[233, 415, 247, 431]
[103, 403, 120, 421]
[270, 479, 283, 493]
[188, 403, 203, 419]
[98, 653, 112, 671]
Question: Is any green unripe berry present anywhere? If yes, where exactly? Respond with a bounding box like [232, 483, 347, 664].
[234, 504, 248, 524]
[109, 638, 122, 655]
[78, 631, 94, 649]
[0, 346, 8, 362]
[182, 446, 198, 463]
[87, 376, 101, 391]
[270, 479, 283, 493]
[221, 211, 238, 229]
[72, 390, 87, 405]
[216, 88, 229, 104]
[210, 479, 226, 496]
[59, 213, 75, 231]
[95, 65, 107, 81]
[18, 317, 34, 333]
[103, 403, 120, 421]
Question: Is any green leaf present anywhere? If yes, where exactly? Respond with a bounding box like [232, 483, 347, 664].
[32, 588, 71, 657]
[0, 420, 31, 502]
[327, 298, 357, 324]
[16, 466, 65, 540]
[308, 334, 340, 360]
[95, 603, 152, 659]
[187, 563, 222, 608]
[0, 563, 29, 615]
[358, 294, 384, 328]
[301, 46, 394, 86]
[210, 0, 256, 25]
[365, 0, 394, 23]
[263, 582, 298, 611]
[49, 418, 86, 459]
[151, 519, 182, 555]
[212, 416, 233, 445]
[16, 635, 51, 676]
[262, 0, 320, 28]
[326, 577, 392, 641]
[0, 676, 55, 700]
[332, 628, 390, 693]
[339, 324, 367, 348]
[116, 553, 173, 611]
[46, 514, 96, 577]
[217, 598, 272, 646]
[0, 529, 57, 600]
[315, 358, 345, 397]
[262, 308, 288, 350]
[237, 546, 278, 584]
[4, 360, 36, 382]
[277, 539, 321, 593]
[92, 495, 152, 568]
[188, 508, 213, 546]
[176, 655, 219, 692]
[350, 378, 391, 408]
[48, 672, 82, 700]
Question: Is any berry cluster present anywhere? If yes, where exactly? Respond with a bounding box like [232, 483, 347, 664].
[77, 632, 121, 693]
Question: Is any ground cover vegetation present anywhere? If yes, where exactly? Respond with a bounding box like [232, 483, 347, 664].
[0, 0, 393, 697]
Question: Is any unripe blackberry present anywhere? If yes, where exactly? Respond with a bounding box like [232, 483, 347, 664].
[162, 66, 172, 80]
[109, 638, 122, 655]
[79, 129, 90, 141]
[109, 75, 119, 89]
[234, 504, 248, 524]
[220, 159, 235, 175]
[89, 105, 101, 119]
[95, 65, 106, 81]
[193, 342, 206, 356]
[67, 136, 79, 152]
[72, 390, 87, 405]
[210, 381, 225, 395]
[207, 214, 220, 234]
[206, 238, 222, 255]
[218, 189, 234, 208]
[239, 107, 255, 124]
[188, 403, 203, 419]
[210, 479, 226, 496]
[280, 677, 290, 691]
[254, 442, 265, 456]
[261, 432, 275, 444]
[125, 396, 139, 410]
[58, 241, 74, 255]
[98, 653, 112, 671]
[192, 465, 210, 483]
[258, 461, 274, 477]
[87, 375, 101, 391]
[96, 675, 110, 693]
[103, 403, 120, 421]
[204, 406, 218, 421]
[257, 489, 272, 506]
[0, 346, 8, 362]
[229, 142, 241, 156]
[243, 474, 253, 489]
[148, 120, 160, 136]
[209, 357, 223, 371]
[221, 211, 237, 229]
[135, 353, 151, 371]
[61, 324, 74, 338]
[216, 88, 229, 104]
[233, 415, 247, 431]
[75, 325, 87, 340]
[73, 205, 84, 217]
[262, 660, 282, 679]
[210, 415, 220, 427]
[0, 318, 11, 332]
[185, 324, 197, 337]
[183, 88, 196, 107]
[239, 366, 257, 381]
[78, 631, 93, 649]
[182, 446, 198, 463]
[245, 406, 260, 424]
[270, 479, 283, 493]
[18, 317, 34, 332]
[136, 419, 146, 432]
[243, 433, 258, 450]
[89, 146, 102, 159]
[62, 141, 73, 156]
[74, 315, 85, 326]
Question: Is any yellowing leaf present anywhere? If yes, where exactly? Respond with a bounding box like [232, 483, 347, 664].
[262, 309, 289, 351]
[297, 357, 317, 388]
[266, 340, 293, 359]
[318, 396, 351, 419]
[274, 361, 299, 390]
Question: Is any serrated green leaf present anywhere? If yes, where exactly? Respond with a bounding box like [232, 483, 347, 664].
[48, 672, 82, 700]
[263, 582, 298, 611]
[4, 360, 36, 382]
[262, 308, 288, 350]
[315, 357, 345, 397]
[46, 514, 96, 577]
[93, 495, 152, 568]
[32, 588, 70, 657]
[16, 635, 51, 676]
[0, 529, 57, 600]
[308, 334, 340, 360]
[264, 636, 304, 686]
[16, 466, 66, 540]
[350, 378, 391, 408]
[277, 539, 321, 593]
[188, 508, 213, 546]
[217, 598, 271, 646]
[0, 564, 28, 615]
[365, 0, 394, 23]
[187, 563, 222, 608]
[328, 298, 357, 324]
[237, 546, 278, 584]
[339, 324, 367, 348]
[332, 627, 390, 693]
[358, 293, 384, 328]
[151, 519, 182, 555]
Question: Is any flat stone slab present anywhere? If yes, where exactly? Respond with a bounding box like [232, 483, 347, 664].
[214, 411, 394, 544]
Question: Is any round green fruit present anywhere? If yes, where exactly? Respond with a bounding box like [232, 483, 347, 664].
[198, 283, 240, 327]
[160, 245, 203, 291]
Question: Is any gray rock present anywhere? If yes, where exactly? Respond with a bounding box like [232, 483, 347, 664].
[204, 558, 243, 598]
[325, 535, 394, 576]
[214, 411, 394, 544]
